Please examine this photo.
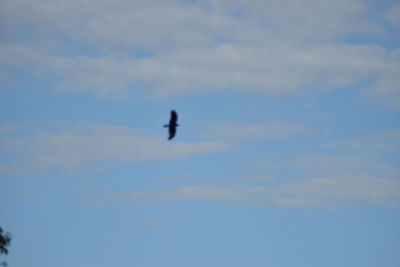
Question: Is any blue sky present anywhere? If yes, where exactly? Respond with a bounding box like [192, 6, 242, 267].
[1, 0, 400, 266]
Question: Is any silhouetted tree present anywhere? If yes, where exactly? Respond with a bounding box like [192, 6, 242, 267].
[0, 227, 11, 267]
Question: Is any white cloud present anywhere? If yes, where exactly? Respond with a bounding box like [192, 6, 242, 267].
[0, 0, 399, 107]
[250, 129, 400, 183]
[236, 174, 275, 183]
[0, 0, 246, 50]
[266, 175, 400, 207]
[0, 123, 233, 175]
[328, 130, 400, 156]
[366, 49, 400, 109]
[201, 121, 308, 141]
[0, 0, 378, 46]
[2, 39, 399, 106]
[294, 154, 400, 179]
[113, 175, 400, 208]
[384, 4, 400, 25]
[210, 0, 379, 42]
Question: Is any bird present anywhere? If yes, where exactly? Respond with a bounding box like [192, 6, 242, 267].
[164, 110, 178, 140]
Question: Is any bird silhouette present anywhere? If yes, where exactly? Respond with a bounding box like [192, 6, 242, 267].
[164, 110, 178, 140]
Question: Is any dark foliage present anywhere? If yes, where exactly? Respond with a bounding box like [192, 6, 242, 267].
[0, 227, 11, 255]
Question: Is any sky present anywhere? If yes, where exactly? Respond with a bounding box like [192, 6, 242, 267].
[0, 0, 400, 266]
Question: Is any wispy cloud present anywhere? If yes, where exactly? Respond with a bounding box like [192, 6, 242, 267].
[1, 0, 399, 107]
[328, 130, 400, 156]
[103, 141, 400, 208]
[111, 175, 400, 208]
[0, 123, 233, 175]
[294, 154, 400, 179]
[201, 121, 308, 141]
[384, 4, 400, 26]
[0, 0, 379, 47]
[1, 42, 398, 101]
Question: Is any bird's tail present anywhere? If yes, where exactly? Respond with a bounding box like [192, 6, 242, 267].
[163, 124, 169, 127]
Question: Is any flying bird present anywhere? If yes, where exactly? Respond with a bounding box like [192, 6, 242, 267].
[164, 110, 178, 140]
